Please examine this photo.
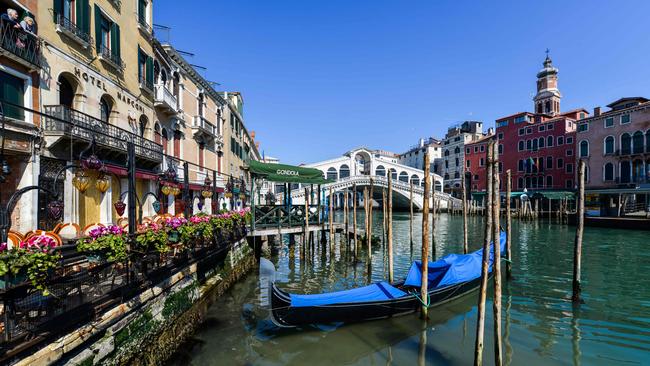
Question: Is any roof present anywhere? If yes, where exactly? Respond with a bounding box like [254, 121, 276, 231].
[606, 97, 649, 108]
[465, 134, 495, 146]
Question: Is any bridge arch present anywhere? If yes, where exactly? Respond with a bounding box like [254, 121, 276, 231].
[354, 151, 372, 175]
[410, 174, 420, 186]
[398, 171, 409, 182]
[389, 168, 397, 180]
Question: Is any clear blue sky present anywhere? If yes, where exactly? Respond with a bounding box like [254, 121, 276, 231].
[155, 0, 650, 165]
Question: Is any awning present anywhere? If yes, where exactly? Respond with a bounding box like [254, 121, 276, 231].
[472, 191, 527, 200]
[248, 160, 333, 184]
[104, 165, 159, 181]
[532, 191, 576, 200]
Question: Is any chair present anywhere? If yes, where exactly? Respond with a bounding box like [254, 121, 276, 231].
[55, 223, 81, 241]
[7, 231, 23, 249]
[154, 215, 167, 224]
[117, 217, 129, 228]
[23, 230, 46, 241]
[82, 223, 106, 237]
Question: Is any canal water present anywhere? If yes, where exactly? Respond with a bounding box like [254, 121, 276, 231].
[168, 212, 650, 365]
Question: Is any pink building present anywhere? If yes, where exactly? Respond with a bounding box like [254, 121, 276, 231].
[576, 97, 650, 216]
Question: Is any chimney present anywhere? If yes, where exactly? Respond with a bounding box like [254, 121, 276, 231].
[594, 106, 601, 117]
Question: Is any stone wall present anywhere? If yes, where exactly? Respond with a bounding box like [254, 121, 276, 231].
[15, 239, 255, 366]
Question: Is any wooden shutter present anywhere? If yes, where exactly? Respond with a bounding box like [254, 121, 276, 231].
[94, 4, 102, 51]
[137, 47, 143, 81]
[0, 71, 25, 120]
[111, 23, 121, 61]
[146, 55, 154, 85]
[53, 0, 63, 22]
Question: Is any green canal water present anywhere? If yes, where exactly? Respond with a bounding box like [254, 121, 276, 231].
[168, 212, 650, 365]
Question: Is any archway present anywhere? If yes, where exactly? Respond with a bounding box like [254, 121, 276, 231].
[375, 165, 386, 176]
[326, 167, 338, 180]
[354, 151, 372, 175]
[58, 73, 78, 108]
[398, 171, 408, 183]
[99, 95, 114, 123]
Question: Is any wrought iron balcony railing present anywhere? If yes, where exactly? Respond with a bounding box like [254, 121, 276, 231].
[98, 45, 124, 70]
[54, 14, 92, 48]
[0, 18, 41, 68]
[139, 76, 153, 93]
[154, 84, 179, 113]
[42, 105, 163, 162]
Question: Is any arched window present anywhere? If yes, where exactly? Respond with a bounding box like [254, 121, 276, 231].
[410, 175, 420, 186]
[375, 165, 386, 176]
[161, 128, 169, 153]
[454, 147, 460, 154]
[546, 156, 553, 169]
[539, 137, 545, 148]
[518, 141, 524, 151]
[604, 163, 614, 181]
[621, 133, 631, 155]
[454, 172, 460, 179]
[532, 138, 538, 150]
[579, 140, 589, 157]
[58, 74, 76, 108]
[99, 96, 112, 123]
[646, 131, 650, 153]
[633, 131, 644, 154]
[389, 168, 397, 180]
[326, 167, 338, 180]
[546, 175, 553, 188]
[620, 161, 631, 183]
[398, 171, 409, 182]
[517, 177, 523, 189]
[173, 129, 182, 158]
[198, 93, 204, 116]
[154, 122, 161, 144]
[444, 149, 450, 157]
[545, 101, 551, 113]
[547, 136, 553, 147]
[339, 164, 350, 178]
[160, 69, 167, 85]
[604, 136, 615, 155]
[139, 115, 148, 137]
[444, 173, 450, 180]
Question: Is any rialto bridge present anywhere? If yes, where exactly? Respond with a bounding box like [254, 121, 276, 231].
[277, 148, 460, 211]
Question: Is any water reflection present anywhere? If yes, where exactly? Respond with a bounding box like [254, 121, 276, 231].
[168, 212, 650, 366]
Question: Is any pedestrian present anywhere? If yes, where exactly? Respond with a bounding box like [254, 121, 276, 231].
[20, 15, 37, 35]
[1, 8, 21, 28]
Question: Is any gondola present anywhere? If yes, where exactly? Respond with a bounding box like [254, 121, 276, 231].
[260, 232, 506, 327]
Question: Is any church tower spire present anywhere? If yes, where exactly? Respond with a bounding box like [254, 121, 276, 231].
[534, 50, 561, 116]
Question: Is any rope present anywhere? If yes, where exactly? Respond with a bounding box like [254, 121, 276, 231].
[410, 290, 431, 308]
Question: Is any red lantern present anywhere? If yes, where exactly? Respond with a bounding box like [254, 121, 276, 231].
[47, 200, 64, 220]
[114, 201, 126, 216]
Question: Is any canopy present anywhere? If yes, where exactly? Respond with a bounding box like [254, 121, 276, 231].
[290, 282, 407, 307]
[404, 231, 506, 289]
[248, 160, 333, 184]
[532, 191, 576, 200]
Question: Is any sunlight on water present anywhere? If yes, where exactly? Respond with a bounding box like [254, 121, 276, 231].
[168, 212, 650, 366]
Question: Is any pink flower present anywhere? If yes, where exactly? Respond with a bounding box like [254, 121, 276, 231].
[0, 242, 7, 252]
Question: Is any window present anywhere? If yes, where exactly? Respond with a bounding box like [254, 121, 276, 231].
[473, 146, 478, 153]
[99, 96, 112, 122]
[604, 136, 615, 155]
[474, 174, 479, 181]
[326, 167, 338, 180]
[466, 147, 471, 154]
[539, 125, 545, 132]
[515, 115, 528, 123]
[138, 47, 154, 89]
[526, 140, 532, 150]
[547, 136, 554, 147]
[547, 123, 554, 130]
[632, 131, 644, 154]
[565, 179, 573, 189]
[444, 149, 449, 157]
[567, 149, 573, 156]
[94, 5, 121, 67]
[579, 141, 589, 157]
[455, 158, 459, 167]
[566, 163, 573, 173]
[480, 145, 485, 152]
[518, 160, 524, 172]
[138, 0, 149, 26]
[498, 144, 503, 154]
[605, 117, 614, 128]
[498, 133, 504, 140]
[604, 163, 614, 181]
[526, 128, 533, 135]
[557, 158, 564, 168]
[546, 156, 553, 169]
[518, 128, 525, 136]
[454, 146, 460, 154]
[647, 131, 650, 153]
[496, 120, 508, 127]
[539, 137, 545, 148]
[479, 158, 485, 167]
[445, 160, 449, 169]
[517, 177, 523, 189]
[621, 133, 631, 154]
[566, 137, 574, 144]
[532, 139, 538, 150]
[454, 172, 460, 179]
[0, 71, 26, 121]
[580, 112, 586, 120]
[546, 176, 553, 188]
[466, 160, 470, 168]
[621, 114, 631, 124]
[557, 136, 564, 145]
[518, 141, 524, 151]
[578, 123, 588, 132]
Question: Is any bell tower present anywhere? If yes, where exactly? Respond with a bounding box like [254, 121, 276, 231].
[534, 50, 561, 116]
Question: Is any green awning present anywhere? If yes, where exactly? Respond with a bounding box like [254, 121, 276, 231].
[248, 160, 333, 184]
[532, 191, 576, 200]
[472, 191, 527, 200]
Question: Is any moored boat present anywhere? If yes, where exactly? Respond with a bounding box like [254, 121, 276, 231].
[260, 232, 506, 327]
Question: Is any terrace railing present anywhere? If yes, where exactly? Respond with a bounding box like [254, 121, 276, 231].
[154, 84, 179, 114]
[54, 14, 92, 48]
[42, 105, 163, 162]
[98, 45, 124, 70]
[0, 224, 247, 362]
[254, 205, 320, 229]
[0, 18, 41, 68]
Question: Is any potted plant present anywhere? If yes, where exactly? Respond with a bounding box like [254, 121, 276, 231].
[77, 225, 128, 263]
[0, 236, 61, 296]
[165, 217, 190, 255]
[135, 222, 169, 254]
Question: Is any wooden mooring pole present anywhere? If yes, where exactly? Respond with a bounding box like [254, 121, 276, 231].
[303, 187, 309, 261]
[420, 153, 431, 319]
[410, 181, 414, 244]
[329, 187, 334, 252]
[474, 139, 494, 366]
[505, 169, 512, 279]
[387, 174, 394, 283]
[462, 171, 469, 254]
[572, 160, 586, 303]
[368, 178, 374, 272]
[353, 184, 358, 260]
[492, 142, 503, 366]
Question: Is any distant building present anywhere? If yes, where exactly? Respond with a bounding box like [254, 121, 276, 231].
[576, 97, 650, 216]
[397, 137, 442, 172]
[464, 134, 496, 192]
[441, 121, 487, 196]
[491, 55, 588, 193]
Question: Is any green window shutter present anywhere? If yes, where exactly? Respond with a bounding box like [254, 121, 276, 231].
[146, 56, 154, 85]
[75, 0, 83, 29]
[94, 4, 102, 51]
[53, 0, 63, 22]
[0, 71, 25, 120]
[77, 0, 90, 33]
[137, 47, 143, 81]
[111, 23, 120, 60]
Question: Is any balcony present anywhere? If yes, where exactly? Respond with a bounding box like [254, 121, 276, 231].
[42, 105, 163, 164]
[139, 76, 153, 94]
[98, 45, 124, 71]
[154, 84, 179, 114]
[137, 16, 153, 38]
[54, 14, 92, 49]
[614, 148, 648, 158]
[192, 115, 217, 139]
[0, 18, 41, 69]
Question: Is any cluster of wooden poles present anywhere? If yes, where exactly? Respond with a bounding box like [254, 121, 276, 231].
[296, 141, 587, 366]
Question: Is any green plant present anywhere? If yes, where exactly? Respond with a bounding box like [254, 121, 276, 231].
[135, 228, 169, 254]
[0, 238, 61, 296]
[77, 225, 128, 262]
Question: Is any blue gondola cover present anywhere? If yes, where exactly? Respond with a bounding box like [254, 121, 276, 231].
[290, 282, 407, 307]
[404, 232, 507, 289]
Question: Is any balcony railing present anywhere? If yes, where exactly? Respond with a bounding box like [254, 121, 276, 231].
[98, 45, 124, 70]
[192, 115, 217, 136]
[0, 18, 41, 68]
[42, 105, 163, 162]
[139, 76, 153, 94]
[54, 14, 92, 48]
[154, 84, 179, 113]
[137, 15, 153, 36]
